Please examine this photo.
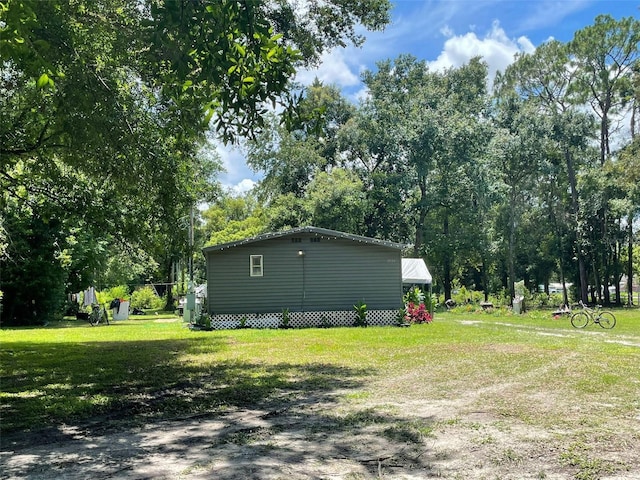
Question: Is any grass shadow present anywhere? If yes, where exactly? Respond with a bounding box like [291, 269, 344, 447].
[1, 332, 444, 478]
[0, 335, 370, 437]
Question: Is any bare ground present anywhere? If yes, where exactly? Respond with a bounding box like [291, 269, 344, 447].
[2, 323, 640, 479]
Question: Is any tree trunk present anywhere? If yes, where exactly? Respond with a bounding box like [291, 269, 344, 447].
[482, 261, 489, 302]
[164, 259, 174, 311]
[613, 236, 622, 306]
[578, 256, 589, 304]
[556, 220, 570, 307]
[628, 213, 634, 306]
[600, 113, 608, 165]
[414, 211, 427, 257]
[601, 211, 612, 306]
[443, 259, 452, 300]
[559, 260, 569, 307]
[413, 178, 428, 257]
[599, 97, 612, 303]
[508, 187, 516, 304]
[603, 277, 611, 305]
[564, 148, 589, 303]
[443, 214, 452, 300]
[593, 264, 602, 304]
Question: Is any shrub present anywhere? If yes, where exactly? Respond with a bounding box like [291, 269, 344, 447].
[281, 308, 291, 328]
[529, 292, 569, 309]
[95, 285, 131, 310]
[353, 300, 368, 327]
[550, 292, 566, 306]
[402, 287, 433, 324]
[107, 285, 130, 302]
[63, 298, 79, 316]
[404, 302, 433, 324]
[451, 285, 467, 305]
[195, 311, 212, 329]
[403, 287, 425, 305]
[491, 289, 512, 307]
[424, 292, 435, 314]
[130, 286, 164, 310]
[452, 286, 484, 306]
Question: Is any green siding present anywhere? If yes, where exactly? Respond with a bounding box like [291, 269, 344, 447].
[206, 232, 402, 314]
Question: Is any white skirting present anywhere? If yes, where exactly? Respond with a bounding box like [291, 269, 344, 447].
[208, 309, 398, 329]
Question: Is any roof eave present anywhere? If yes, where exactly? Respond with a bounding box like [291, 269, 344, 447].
[202, 226, 406, 254]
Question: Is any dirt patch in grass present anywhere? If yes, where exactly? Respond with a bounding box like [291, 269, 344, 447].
[2, 320, 640, 479]
[3, 380, 639, 479]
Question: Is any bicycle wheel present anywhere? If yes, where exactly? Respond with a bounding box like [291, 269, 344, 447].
[571, 311, 590, 328]
[597, 311, 616, 329]
[89, 310, 99, 326]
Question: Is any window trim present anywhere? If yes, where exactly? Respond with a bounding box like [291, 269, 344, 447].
[250, 255, 263, 277]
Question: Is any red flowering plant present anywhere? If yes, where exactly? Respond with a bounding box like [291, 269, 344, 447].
[402, 287, 433, 324]
[404, 301, 433, 324]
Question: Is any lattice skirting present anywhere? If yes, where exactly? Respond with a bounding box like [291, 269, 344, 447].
[209, 309, 399, 329]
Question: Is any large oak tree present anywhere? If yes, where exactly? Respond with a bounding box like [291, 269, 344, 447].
[0, 0, 391, 324]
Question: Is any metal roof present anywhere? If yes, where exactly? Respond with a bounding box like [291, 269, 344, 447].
[202, 226, 406, 253]
[402, 258, 432, 284]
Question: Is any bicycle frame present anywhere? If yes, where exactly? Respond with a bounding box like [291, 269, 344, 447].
[89, 303, 109, 326]
[570, 301, 615, 329]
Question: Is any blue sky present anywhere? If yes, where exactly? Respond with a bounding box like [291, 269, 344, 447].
[218, 0, 639, 192]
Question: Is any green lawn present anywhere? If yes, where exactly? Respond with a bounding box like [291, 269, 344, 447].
[1, 308, 639, 440]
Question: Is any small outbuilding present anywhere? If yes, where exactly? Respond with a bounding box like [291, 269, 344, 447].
[402, 258, 433, 315]
[401, 258, 432, 288]
[202, 226, 405, 328]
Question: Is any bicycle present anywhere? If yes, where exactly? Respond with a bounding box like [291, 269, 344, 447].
[88, 303, 109, 326]
[570, 301, 616, 329]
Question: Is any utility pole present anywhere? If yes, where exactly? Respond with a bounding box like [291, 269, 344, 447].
[189, 205, 194, 284]
[184, 205, 196, 323]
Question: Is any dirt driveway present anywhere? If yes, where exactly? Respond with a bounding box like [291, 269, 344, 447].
[2, 322, 639, 479]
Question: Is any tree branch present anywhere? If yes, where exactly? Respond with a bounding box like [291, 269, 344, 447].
[0, 120, 65, 157]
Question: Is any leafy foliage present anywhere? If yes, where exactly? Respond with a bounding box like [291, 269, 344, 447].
[203, 194, 268, 247]
[404, 302, 433, 324]
[402, 287, 432, 324]
[0, 0, 391, 324]
[305, 169, 366, 233]
[233, 14, 639, 306]
[130, 287, 164, 311]
[353, 300, 368, 327]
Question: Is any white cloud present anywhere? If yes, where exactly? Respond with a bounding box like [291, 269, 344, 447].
[229, 179, 257, 195]
[295, 49, 361, 88]
[440, 24, 454, 38]
[216, 142, 244, 177]
[214, 140, 261, 191]
[517, 36, 536, 54]
[428, 20, 534, 84]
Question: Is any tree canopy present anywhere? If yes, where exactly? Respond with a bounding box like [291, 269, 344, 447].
[236, 15, 639, 306]
[2, 4, 638, 323]
[0, 0, 392, 324]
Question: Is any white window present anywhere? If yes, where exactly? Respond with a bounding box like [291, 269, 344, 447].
[250, 255, 263, 277]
